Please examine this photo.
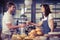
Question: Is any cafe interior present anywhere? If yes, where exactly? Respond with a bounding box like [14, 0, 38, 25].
[0, 0, 60, 40]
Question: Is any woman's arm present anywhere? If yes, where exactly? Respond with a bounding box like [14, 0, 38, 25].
[25, 20, 43, 27]
[48, 19, 54, 32]
[48, 14, 54, 32]
[31, 21, 43, 27]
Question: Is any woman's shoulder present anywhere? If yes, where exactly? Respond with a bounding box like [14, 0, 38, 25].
[49, 13, 52, 16]
[48, 13, 53, 20]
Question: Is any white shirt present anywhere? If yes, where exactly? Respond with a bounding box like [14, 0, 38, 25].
[42, 14, 53, 28]
[2, 11, 14, 34]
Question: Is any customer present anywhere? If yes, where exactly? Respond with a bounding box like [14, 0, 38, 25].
[2, 2, 19, 40]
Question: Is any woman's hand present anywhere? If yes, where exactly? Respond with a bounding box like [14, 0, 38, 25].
[25, 20, 43, 27]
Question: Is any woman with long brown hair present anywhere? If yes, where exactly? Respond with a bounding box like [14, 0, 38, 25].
[37, 4, 54, 34]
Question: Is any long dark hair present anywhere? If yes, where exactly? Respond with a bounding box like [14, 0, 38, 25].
[41, 4, 51, 17]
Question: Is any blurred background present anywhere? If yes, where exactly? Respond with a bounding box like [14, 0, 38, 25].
[0, 0, 60, 32]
